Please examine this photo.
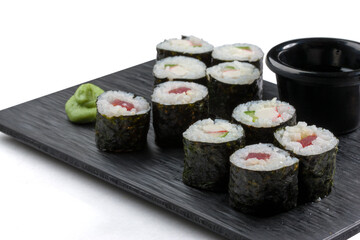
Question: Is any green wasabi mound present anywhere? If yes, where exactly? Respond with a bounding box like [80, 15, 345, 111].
[65, 83, 104, 123]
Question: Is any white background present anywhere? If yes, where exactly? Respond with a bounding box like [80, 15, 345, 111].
[0, 0, 359, 239]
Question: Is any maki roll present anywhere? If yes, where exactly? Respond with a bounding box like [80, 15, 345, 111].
[153, 56, 207, 86]
[95, 91, 150, 152]
[182, 118, 245, 191]
[211, 43, 264, 70]
[274, 122, 339, 203]
[151, 81, 209, 147]
[232, 98, 296, 144]
[156, 35, 214, 66]
[229, 143, 299, 215]
[206, 61, 262, 119]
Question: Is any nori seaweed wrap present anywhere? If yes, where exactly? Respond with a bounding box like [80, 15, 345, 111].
[232, 98, 296, 144]
[152, 81, 209, 147]
[211, 43, 264, 71]
[206, 61, 262, 120]
[156, 35, 214, 67]
[182, 119, 245, 191]
[153, 56, 207, 86]
[229, 144, 299, 216]
[95, 91, 150, 152]
[274, 122, 339, 203]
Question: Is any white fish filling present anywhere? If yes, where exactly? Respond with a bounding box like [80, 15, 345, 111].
[232, 98, 295, 128]
[212, 43, 264, 62]
[274, 122, 339, 156]
[206, 61, 260, 85]
[151, 81, 208, 105]
[97, 91, 150, 117]
[183, 118, 244, 143]
[153, 56, 206, 80]
[230, 143, 299, 171]
[157, 36, 214, 54]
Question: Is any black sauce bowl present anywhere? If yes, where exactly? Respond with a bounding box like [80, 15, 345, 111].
[266, 38, 360, 135]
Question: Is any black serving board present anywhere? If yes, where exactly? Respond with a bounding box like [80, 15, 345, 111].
[0, 60, 359, 240]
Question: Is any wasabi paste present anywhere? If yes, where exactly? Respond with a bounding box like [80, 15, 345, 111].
[65, 83, 104, 123]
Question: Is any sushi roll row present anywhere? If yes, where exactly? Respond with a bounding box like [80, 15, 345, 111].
[156, 36, 264, 68]
[183, 119, 338, 215]
[180, 100, 338, 216]
[154, 36, 264, 120]
[181, 117, 300, 215]
[228, 121, 338, 213]
[150, 36, 265, 146]
[94, 81, 209, 151]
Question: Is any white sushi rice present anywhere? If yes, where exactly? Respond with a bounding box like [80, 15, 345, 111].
[151, 81, 208, 105]
[183, 118, 244, 143]
[97, 91, 150, 117]
[206, 61, 260, 85]
[230, 143, 299, 171]
[157, 35, 214, 54]
[212, 43, 264, 62]
[153, 56, 206, 80]
[274, 122, 339, 156]
[232, 98, 296, 128]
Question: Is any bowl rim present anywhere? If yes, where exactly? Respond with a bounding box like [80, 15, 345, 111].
[266, 37, 360, 86]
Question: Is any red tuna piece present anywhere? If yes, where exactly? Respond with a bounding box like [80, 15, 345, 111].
[246, 152, 271, 160]
[298, 135, 317, 148]
[112, 99, 135, 111]
[168, 87, 191, 94]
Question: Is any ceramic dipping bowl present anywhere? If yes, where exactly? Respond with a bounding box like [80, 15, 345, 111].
[266, 38, 360, 135]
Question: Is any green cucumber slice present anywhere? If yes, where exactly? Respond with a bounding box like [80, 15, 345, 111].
[244, 110, 258, 122]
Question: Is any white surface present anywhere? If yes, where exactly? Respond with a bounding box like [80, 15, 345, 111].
[0, 1, 359, 239]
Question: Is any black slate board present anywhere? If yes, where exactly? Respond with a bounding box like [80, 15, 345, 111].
[0, 60, 359, 240]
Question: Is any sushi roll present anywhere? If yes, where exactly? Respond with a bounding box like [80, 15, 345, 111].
[156, 35, 214, 66]
[229, 143, 299, 215]
[211, 43, 264, 70]
[95, 90, 150, 152]
[274, 122, 339, 203]
[182, 118, 245, 191]
[153, 56, 207, 86]
[152, 81, 209, 147]
[206, 61, 262, 120]
[232, 98, 296, 144]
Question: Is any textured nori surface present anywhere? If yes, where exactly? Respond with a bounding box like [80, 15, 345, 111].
[208, 75, 263, 120]
[296, 147, 338, 203]
[228, 161, 299, 216]
[154, 76, 207, 87]
[211, 58, 263, 71]
[0, 60, 359, 240]
[95, 111, 150, 152]
[152, 97, 209, 147]
[274, 132, 338, 203]
[182, 136, 245, 192]
[234, 113, 297, 145]
[156, 49, 212, 67]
